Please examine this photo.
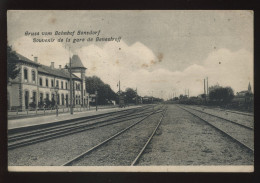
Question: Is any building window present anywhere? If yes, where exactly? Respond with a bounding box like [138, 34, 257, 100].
[76, 95, 78, 105]
[46, 93, 49, 101]
[32, 70, 36, 82]
[51, 79, 54, 87]
[66, 94, 68, 106]
[24, 90, 29, 109]
[46, 79, 49, 87]
[32, 91, 37, 103]
[56, 80, 59, 88]
[62, 94, 64, 105]
[24, 68, 28, 80]
[61, 81, 63, 89]
[57, 94, 60, 105]
[66, 82, 68, 89]
[51, 93, 55, 103]
[40, 93, 43, 103]
[39, 78, 43, 86]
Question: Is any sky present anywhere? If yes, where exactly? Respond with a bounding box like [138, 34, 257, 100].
[7, 10, 253, 99]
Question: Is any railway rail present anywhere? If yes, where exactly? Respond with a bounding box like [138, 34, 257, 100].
[183, 105, 253, 130]
[62, 106, 167, 166]
[177, 105, 254, 153]
[8, 105, 159, 150]
[223, 110, 253, 117]
[195, 105, 253, 117]
[9, 105, 151, 140]
[131, 107, 167, 166]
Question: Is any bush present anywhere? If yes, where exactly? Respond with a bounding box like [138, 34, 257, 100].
[51, 98, 56, 108]
[209, 86, 234, 104]
[29, 102, 36, 109]
[38, 101, 44, 108]
[44, 98, 53, 108]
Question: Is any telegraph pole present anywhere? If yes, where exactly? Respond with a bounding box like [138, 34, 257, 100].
[207, 77, 209, 95]
[204, 79, 206, 95]
[69, 48, 73, 114]
[95, 90, 98, 111]
[152, 91, 153, 103]
[118, 80, 121, 107]
[135, 87, 138, 105]
[204, 78, 206, 102]
[119, 80, 121, 94]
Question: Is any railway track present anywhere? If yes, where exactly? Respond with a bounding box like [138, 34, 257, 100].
[9, 105, 152, 141]
[131, 107, 167, 166]
[195, 105, 253, 117]
[223, 109, 253, 117]
[9, 105, 151, 134]
[62, 106, 167, 166]
[177, 105, 254, 153]
[183, 105, 253, 130]
[8, 105, 159, 150]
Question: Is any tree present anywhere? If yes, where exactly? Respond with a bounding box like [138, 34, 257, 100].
[208, 84, 220, 93]
[44, 97, 52, 108]
[209, 86, 234, 104]
[200, 94, 206, 99]
[124, 88, 138, 104]
[7, 45, 20, 83]
[179, 94, 187, 100]
[85, 76, 117, 105]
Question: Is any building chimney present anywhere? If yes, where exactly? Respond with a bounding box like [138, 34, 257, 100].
[59, 65, 62, 69]
[51, 62, 54, 69]
[34, 57, 38, 62]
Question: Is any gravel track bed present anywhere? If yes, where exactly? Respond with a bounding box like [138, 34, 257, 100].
[137, 105, 253, 165]
[182, 106, 254, 150]
[8, 112, 150, 166]
[184, 105, 254, 128]
[71, 112, 164, 166]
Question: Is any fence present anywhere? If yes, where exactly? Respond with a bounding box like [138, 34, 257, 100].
[8, 104, 120, 118]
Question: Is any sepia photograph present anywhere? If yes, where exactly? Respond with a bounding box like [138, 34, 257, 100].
[7, 10, 254, 172]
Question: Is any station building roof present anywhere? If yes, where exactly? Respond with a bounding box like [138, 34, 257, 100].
[16, 53, 81, 80]
[71, 55, 86, 69]
[38, 65, 81, 80]
[16, 53, 40, 66]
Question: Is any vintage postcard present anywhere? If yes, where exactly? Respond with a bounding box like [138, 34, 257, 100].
[7, 10, 254, 172]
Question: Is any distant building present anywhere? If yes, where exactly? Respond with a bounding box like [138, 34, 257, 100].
[234, 82, 253, 104]
[141, 96, 161, 104]
[7, 53, 89, 110]
[248, 82, 252, 93]
[142, 96, 152, 103]
[236, 91, 248, 97]
[236, 82, 253, 97]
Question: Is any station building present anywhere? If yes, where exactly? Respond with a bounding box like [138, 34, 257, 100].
[7, 53, 89, 110]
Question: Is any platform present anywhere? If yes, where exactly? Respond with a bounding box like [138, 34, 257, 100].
[8, 105, 142, 130]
